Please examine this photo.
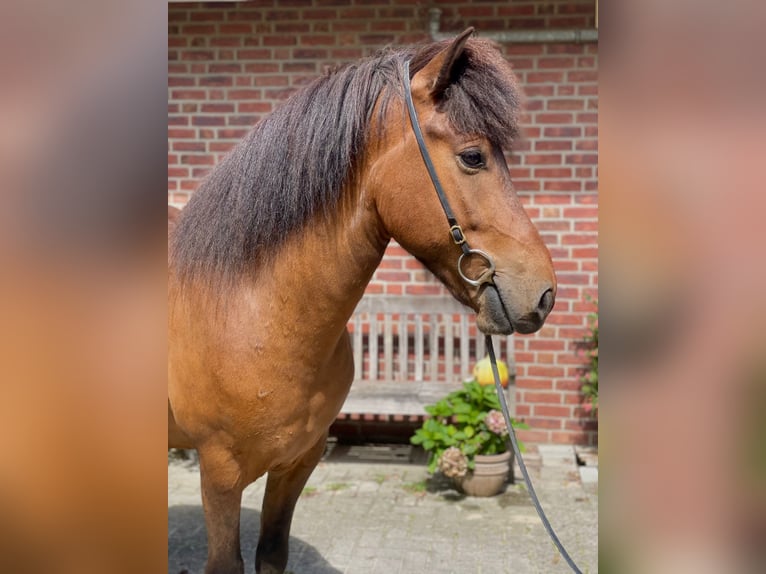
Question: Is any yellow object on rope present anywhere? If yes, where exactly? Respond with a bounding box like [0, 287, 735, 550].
[473, 355, 509, 387]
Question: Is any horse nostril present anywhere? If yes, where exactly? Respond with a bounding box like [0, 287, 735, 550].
[537, 287, 555, 316]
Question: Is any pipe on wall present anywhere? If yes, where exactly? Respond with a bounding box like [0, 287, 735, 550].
[428, 8, 598, 44]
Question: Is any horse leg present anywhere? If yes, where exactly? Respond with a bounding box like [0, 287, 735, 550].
[199, 445, 246, 574]
[255, 432, 328, 574]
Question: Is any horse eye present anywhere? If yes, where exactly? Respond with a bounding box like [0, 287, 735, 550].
[458, 150, 485, 170]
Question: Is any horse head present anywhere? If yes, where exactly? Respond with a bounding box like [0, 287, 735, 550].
[371, 30, 556, 335]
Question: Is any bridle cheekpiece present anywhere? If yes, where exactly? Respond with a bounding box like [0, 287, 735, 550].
[402, 60, 496, 289]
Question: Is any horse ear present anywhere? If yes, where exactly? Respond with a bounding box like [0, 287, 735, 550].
[415, 27, 474, 100]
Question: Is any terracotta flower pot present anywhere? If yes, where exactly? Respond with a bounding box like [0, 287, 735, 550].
[455, 451, 512, 497]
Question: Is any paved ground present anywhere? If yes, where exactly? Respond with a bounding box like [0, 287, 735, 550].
[168, 443, 598, 574]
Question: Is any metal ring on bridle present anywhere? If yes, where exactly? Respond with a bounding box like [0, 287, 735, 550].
[457, 249, 496, 287]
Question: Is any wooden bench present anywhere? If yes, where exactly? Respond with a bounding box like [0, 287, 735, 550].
[337, 295, 516, 423]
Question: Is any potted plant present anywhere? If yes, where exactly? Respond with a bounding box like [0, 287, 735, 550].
[410, 377, 528, 497]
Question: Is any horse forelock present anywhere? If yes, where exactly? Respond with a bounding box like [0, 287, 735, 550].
[171, 37, 521, 288]
[409, 37, 522, 148]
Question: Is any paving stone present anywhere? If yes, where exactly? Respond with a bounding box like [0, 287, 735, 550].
[168, 445, 597, 573]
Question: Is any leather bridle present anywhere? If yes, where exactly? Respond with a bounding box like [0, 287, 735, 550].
[402, 60, 495, 289]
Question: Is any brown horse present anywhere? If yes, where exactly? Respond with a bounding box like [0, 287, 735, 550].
[168, 29, 556, 574]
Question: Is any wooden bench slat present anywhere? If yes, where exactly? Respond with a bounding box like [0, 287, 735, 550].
[460, 314, 470, 380]
[353, 313, 362, 379]
[369, 314, 378, 381]
[414, 315, 423, 381]
[340, 295, 516, 419]
[429, 314, 438, 382]
[384, 314, 393, 382]
[399, 314, 407, 382]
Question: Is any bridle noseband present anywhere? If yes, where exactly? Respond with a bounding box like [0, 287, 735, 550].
[402, 60, 496, 289]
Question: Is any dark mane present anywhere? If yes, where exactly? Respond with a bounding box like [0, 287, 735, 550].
[171, 37, 521, 286]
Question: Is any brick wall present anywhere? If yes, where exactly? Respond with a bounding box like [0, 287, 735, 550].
[168, 0, 598, 445]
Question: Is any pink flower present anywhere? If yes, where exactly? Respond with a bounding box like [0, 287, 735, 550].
[438, 447, 468, 478]
[485, 410, 508, 436]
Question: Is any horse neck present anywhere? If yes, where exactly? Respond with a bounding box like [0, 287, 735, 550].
[250, 182, 388, 340]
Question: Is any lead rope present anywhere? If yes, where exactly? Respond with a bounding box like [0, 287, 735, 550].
[403, 57, 582, 572]
[486, 335, 583, 574]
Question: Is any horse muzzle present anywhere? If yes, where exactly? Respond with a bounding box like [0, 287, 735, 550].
[476, 281, 555, 335]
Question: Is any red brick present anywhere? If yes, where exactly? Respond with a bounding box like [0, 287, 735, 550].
[547, 99, 584, 111]
[568, 70, 598, 82]
[575, 193, 598, 204]
[551, 432, 588, 444]
[536, 113, 574, 124]
[217, 129, 249, 139]
[372, 19, 407, 31]
[523, 391, 562, 404]
[275, 22, 311, 34]
[254, 75, 289, 86]
[533, 404, 573, 418]
[571, 247, 598, 259]
[181, 50, 215, 61]
[190, 12, 224, 22]
[546, 44, 585, 55]
[524, 86, 554, 99]
[527, 72, 564, 83]
[527, 339, 566, 352]
[525, 418, 562, 430]
[228, 89, 262, 100]
[238, 102, 272, 113]
[172, 142, 206, 152]
[528, 366, 565, 378]
[534, 168, 572, 178]
[545, 314, 583, 328]
[553, 261, 579, 273]
[556, 380, 584, 392]
[505, 44, 545, 56]
[538, 57, 576, 69]
[575, 221, 598, 232]
[199, 76, 233, 87]
[192, 116, 226, 127]
[171, 89, 206, 100]
[181, 154, 215, 165]
[515, 405, 531, 417]
[209, 142, 236, 153]
[544, 181, 581, 191]
[576, 140, 598, 151]
[168, 128, 195, 139]
[220, 24, 252, 35]
[263, 36, 297, 46]
[518, 379, 554, 390]
[297, 9, 334, 22]
[543, 126, 582, 138]
[200, 103, 235, 113]
[458, 6, 494, 17]
[524, 154, 562, 165]
[516, 430, 549, 444]
[300, 34, 336, 46]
